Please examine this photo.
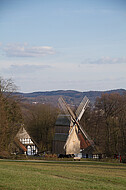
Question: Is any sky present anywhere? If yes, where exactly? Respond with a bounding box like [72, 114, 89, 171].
[0, 0, 126, 92]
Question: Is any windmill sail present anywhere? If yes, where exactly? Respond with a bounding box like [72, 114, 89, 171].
[58, 97, 76, 121]
[76, 96, 90, 121]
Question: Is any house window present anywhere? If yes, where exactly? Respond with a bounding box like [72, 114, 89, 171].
[27, 145, 31, 155]
[27, 145, 37, 155]
[93, 154, 99, 159]
[29, 139, 33, 144]
[26, 138, 29, 144]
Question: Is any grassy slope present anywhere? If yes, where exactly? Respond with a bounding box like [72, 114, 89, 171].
[0, 160, 126, 190]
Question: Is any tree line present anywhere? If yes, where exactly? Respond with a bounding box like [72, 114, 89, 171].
[81, 93, 126, 157]
[0, 77, 126, 157]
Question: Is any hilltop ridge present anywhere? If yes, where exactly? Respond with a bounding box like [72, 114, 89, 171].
[16, 88, 126, 106]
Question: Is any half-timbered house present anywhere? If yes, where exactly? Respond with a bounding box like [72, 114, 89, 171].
[12, 126, 38, 156]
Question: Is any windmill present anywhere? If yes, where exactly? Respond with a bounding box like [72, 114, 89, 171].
[58, 96, 95, 155]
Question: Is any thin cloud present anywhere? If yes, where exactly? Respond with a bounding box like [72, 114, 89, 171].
[83, 57, 126, 64]
[2, 43, 56, 57]
[2, 64, 52, 74]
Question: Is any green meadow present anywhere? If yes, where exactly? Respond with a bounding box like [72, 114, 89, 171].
[0, 160, 126, 190]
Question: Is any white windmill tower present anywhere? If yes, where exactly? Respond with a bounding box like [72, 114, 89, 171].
[58, 96, 95, 155]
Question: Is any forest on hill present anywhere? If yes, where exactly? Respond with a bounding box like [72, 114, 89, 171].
[16, 89, 126, 106]
[0, 77, 126, 158]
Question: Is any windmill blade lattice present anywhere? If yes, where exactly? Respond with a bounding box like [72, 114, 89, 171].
[58, 97, 76, 121]
[76, 96, 90, 121]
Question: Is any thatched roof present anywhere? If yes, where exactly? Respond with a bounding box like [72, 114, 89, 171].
[16, 126, 31, 139]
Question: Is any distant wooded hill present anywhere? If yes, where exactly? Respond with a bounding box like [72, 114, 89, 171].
[16, 89, 126, 106]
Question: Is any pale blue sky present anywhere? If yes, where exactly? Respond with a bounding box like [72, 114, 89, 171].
[0, 0, 126, 92]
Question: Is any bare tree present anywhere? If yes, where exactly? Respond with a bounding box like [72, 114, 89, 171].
[22, 103, 59, 152]
[0, 77, 22, 152]
[94, 93, 126, 156]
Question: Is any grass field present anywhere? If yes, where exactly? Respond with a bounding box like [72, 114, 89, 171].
[0, 160, 126, 190]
